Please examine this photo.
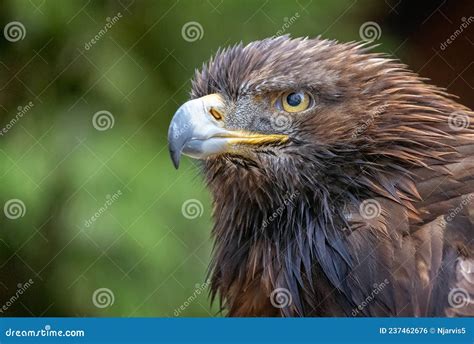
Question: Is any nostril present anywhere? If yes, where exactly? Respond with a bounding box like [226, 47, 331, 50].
[209, 108, 223, 121]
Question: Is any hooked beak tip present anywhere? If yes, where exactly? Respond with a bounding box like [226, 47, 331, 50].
[170, 149, 181, 169]
[168, 93, 225, 169]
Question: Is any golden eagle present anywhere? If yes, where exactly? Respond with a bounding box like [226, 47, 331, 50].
[168, 36, 474, 316]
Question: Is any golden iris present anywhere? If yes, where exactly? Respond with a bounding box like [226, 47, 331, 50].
[281, 91, 310, 113]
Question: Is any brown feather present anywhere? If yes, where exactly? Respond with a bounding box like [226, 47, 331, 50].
[187, 36, 474, 317]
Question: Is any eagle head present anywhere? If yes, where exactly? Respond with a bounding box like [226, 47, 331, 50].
[168, 36, 462, 184]
[167, 36, 473, 317]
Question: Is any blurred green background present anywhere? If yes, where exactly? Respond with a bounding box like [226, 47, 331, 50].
[0, 0, 472, 316]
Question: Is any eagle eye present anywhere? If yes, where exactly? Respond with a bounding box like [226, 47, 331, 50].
[280, 91, 311, 113]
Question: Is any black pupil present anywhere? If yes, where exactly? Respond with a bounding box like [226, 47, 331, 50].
[286, 93, 302, 107]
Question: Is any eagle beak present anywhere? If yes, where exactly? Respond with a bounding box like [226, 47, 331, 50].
[168, 93, 288, 169]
